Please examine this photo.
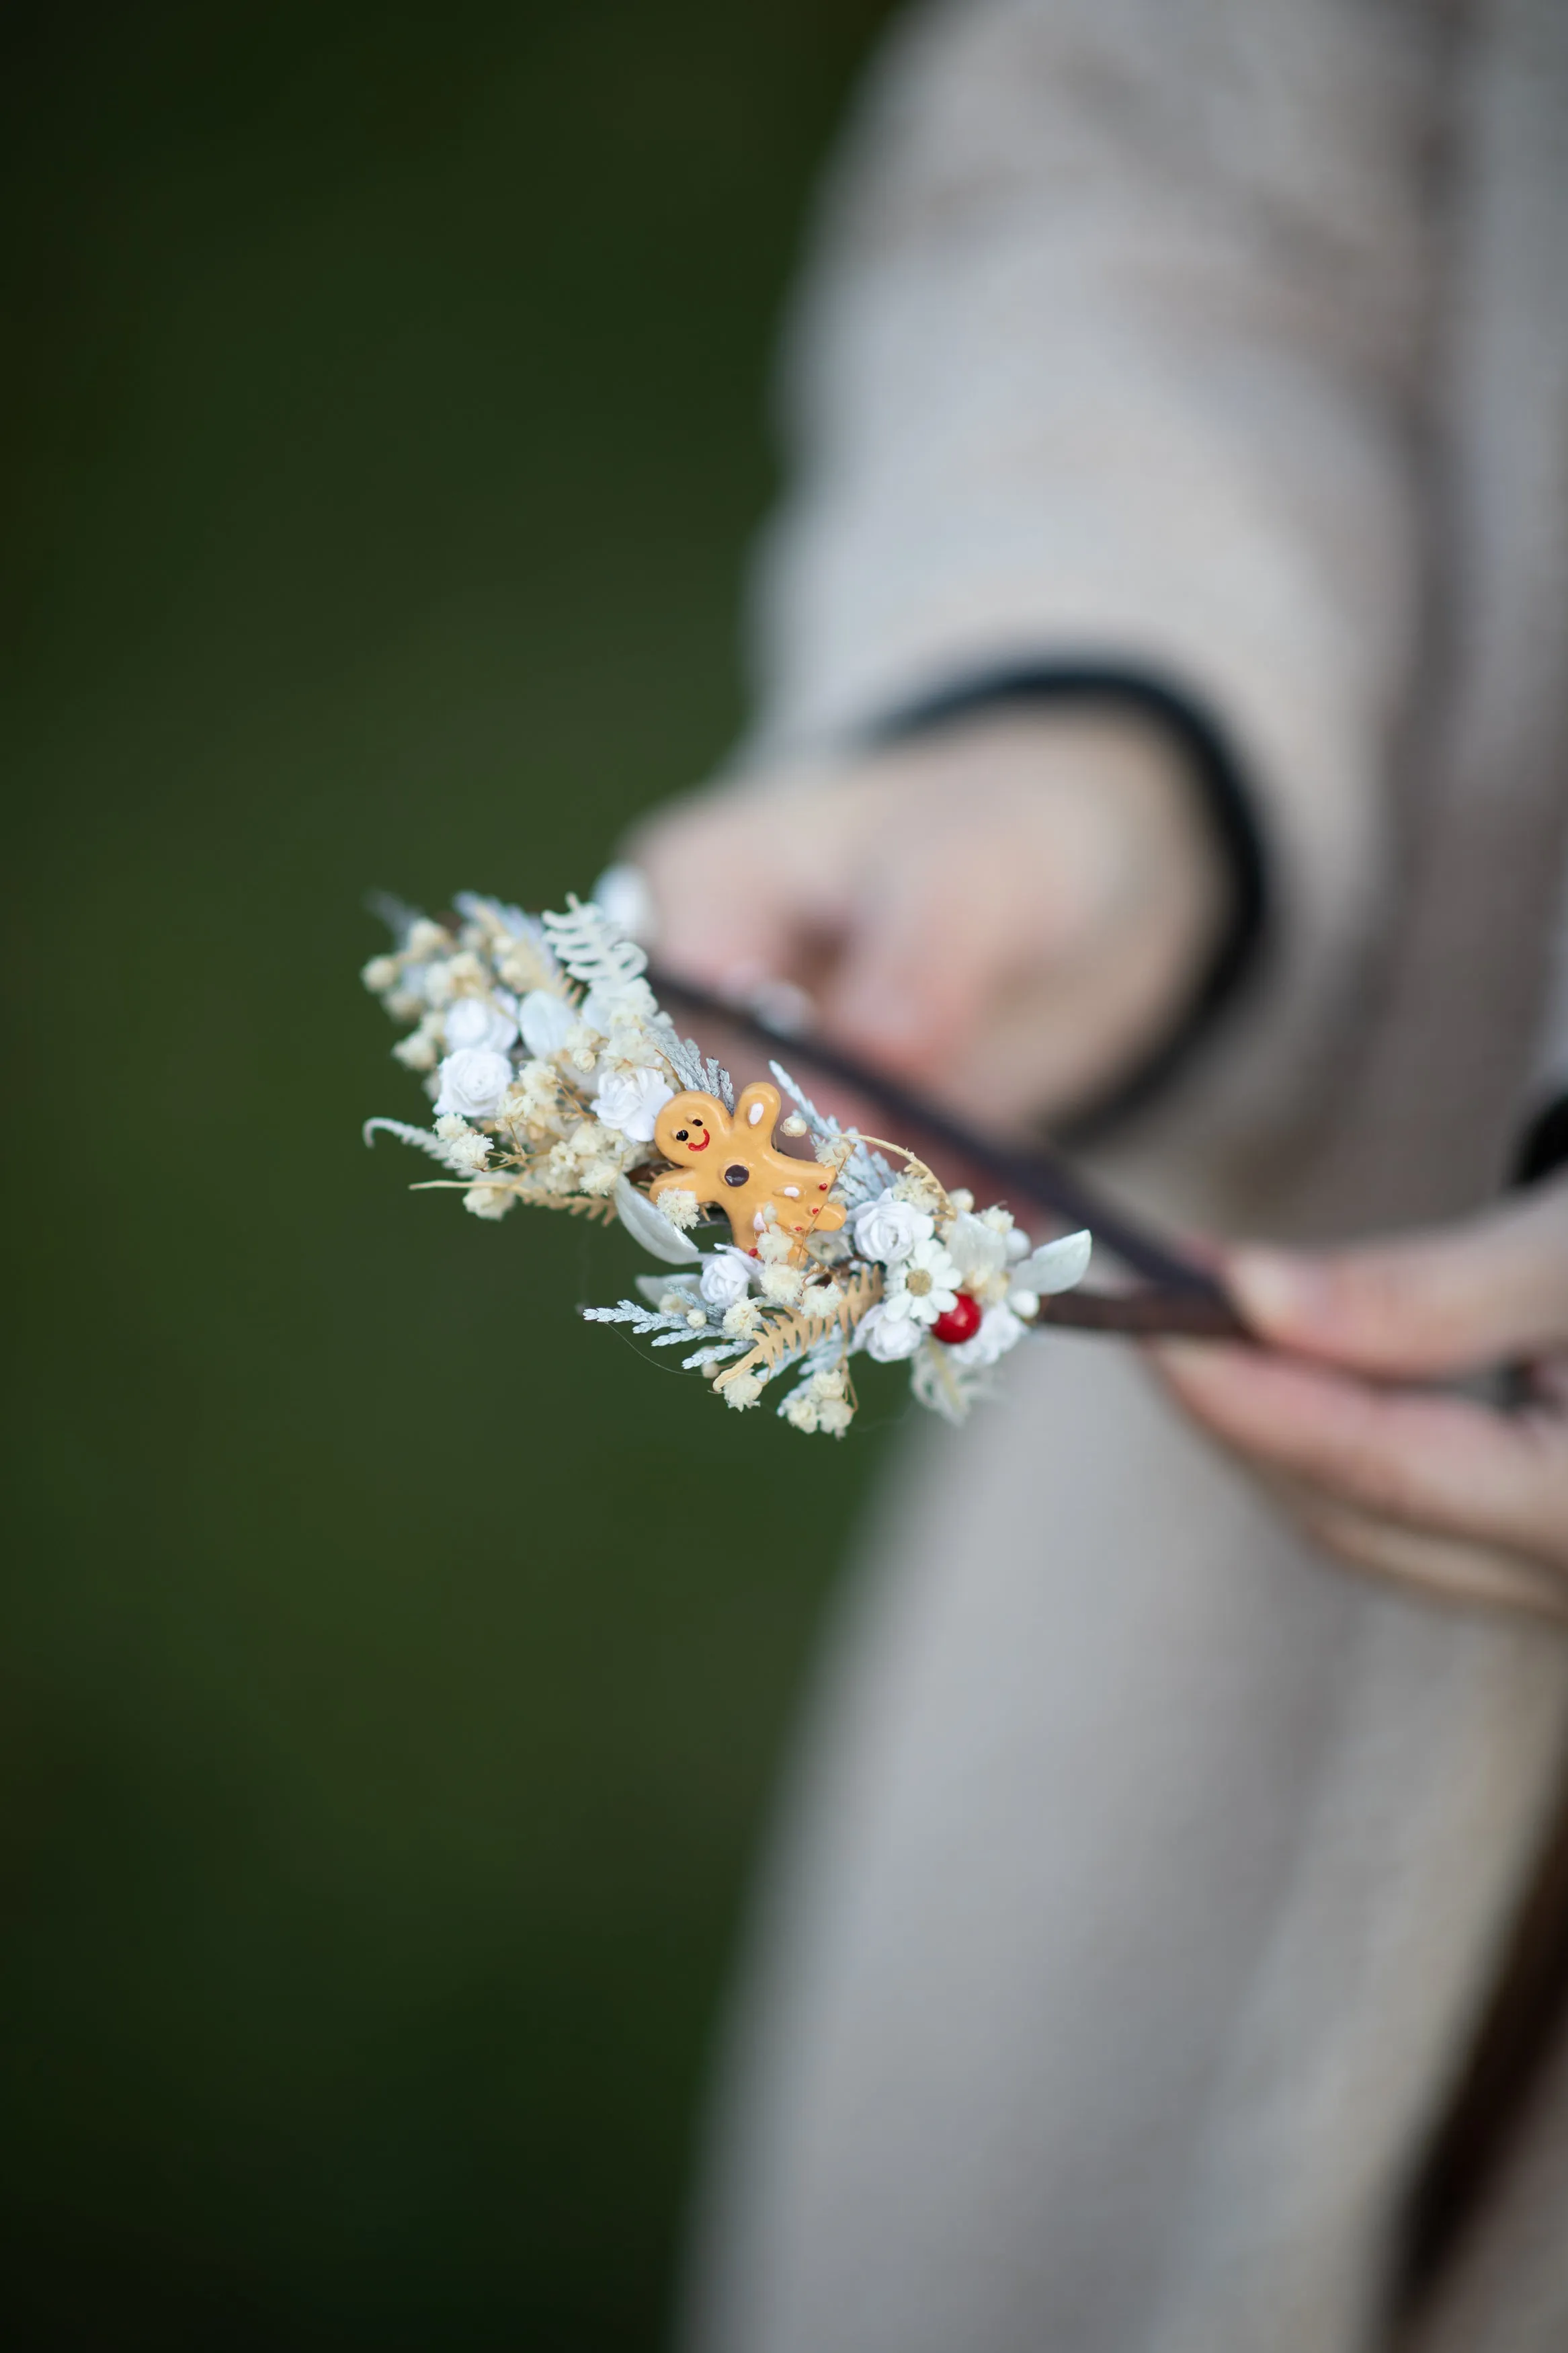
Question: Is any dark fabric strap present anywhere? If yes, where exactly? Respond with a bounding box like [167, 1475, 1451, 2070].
[1393, 1096, 1568, 2325]
[1514, 1091, 1568, 1188]
[868, 662, 1270, 1137]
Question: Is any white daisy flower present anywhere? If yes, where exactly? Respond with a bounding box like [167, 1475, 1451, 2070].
[882, 1235, 961, 1328]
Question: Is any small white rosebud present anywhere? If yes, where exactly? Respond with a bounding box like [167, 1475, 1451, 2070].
[434, 1047, 513, 1119]
[362, 955, 400, 992]
[594, 1066, 675, 1143]
[406, 919, 450, 959]
[856, 1302, 923, 1363]
[780, 1113, 809, 1138]
[699, 1248, 754, 1310]
[946, 1303, 1026, 1368]
[444, 994, 519, 1055]
[852, 1195, 934, 1265]
[948, 1189, 975, 1213]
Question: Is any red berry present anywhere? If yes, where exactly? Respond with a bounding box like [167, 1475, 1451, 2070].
[931, 1291, 983, 1345]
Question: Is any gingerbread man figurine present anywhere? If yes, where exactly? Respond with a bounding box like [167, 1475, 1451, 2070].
[649, 1080, 848, 1257]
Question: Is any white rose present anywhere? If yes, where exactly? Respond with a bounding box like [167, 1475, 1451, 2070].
[444, 992, 518, 1055]
[948, 1303, 1026, 1369]
[856, 1302, 923, 1363]
[699, 1248, 754, 1311]
[518, 990, 577, 1058]
[594, 1065, 674, 1142]
[433, 1046, 513, 1119]
[852, 1195, 934, 1264]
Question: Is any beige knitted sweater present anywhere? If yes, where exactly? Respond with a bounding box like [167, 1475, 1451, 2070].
[685, 6, 1568, 2351]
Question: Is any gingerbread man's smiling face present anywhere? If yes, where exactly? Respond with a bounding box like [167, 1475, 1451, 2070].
[663, 1102, 714, 1160]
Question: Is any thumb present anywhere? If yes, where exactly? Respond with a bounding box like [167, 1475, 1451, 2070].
[630, 795, 827, 998]
[1227, 1176, 1568, 1379]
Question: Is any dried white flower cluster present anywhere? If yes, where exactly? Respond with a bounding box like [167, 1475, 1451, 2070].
[362, 887, 1092, 1435]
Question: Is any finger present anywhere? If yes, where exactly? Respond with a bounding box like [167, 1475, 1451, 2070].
[1292, 1499, 1568, 1626]
[1249, 1462, 1568, 1618]
[823, 839, 1013, 1080]
[630, 789, 843, 995]
[1225, 1177, 1568, 1379]
[1149, 1342, 1568, 1568]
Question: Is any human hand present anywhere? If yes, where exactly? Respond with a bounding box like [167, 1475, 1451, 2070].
[626, 709, 1227, 1127]
[1150, 1176, 1568, 1620]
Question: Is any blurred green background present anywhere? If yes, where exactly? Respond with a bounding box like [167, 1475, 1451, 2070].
[2, 5, 895, 2342]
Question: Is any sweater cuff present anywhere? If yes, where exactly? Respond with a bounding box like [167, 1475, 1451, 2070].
[868, 662, 1269, 1135]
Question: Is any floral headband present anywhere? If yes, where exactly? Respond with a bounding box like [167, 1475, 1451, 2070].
[362, 887, 1245, 1439]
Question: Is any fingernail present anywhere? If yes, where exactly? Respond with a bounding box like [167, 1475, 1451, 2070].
[1227, 1246, 1322, 1334]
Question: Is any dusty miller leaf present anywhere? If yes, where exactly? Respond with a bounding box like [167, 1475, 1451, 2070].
[768, 1062, 894, 1208]
[363, 1116, 450, 1164]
